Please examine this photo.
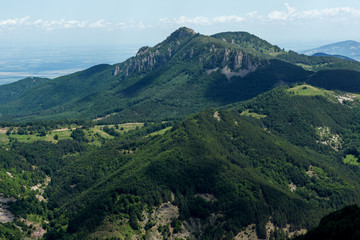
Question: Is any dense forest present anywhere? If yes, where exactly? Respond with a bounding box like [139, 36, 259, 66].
[0, 86, 360, 239]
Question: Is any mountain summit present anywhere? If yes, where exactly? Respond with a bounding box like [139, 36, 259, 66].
[168, 26, 196, 39]
[0, 27, 360, 122]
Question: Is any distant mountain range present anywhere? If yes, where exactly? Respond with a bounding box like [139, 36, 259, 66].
[311, 52, 357, 62]
[301, 40, 360, 61]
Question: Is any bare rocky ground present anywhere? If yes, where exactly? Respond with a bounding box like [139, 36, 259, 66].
[31, 176, 51, 202]
[90, 193, 308, 239]
[0, 194, 16, 223]
[235, 221, 307, 240]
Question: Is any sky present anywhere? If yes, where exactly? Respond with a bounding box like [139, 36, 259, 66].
[1, 0, 360, 51]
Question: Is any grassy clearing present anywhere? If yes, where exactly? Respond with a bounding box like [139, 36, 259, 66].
[240, 109, 267, 119]
[117, 123, 144, 131]
[288, 85, 329, 97]
[11, 133, 59, 143]
[0, 122, 145, 146]
[296, 63, 313, 71]
[147, 127, 172, 137]
[296, 63, 331, 71]
[288, 85, 360, 105]
[343, 154, 360, 166]
[51, 129, 73, 141]
[0, 133, 9, 144]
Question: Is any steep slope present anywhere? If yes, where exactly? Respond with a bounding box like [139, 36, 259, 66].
[1, 28, 360, 122]
[37, 88, 360, 239]
[0, 64, 114, 120]
[302, 40, 360, 61]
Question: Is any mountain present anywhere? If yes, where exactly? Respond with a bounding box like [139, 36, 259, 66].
[311, 52, 356, 62]
[1, 27, 360, 123]
[301, 40, 360, 61]
[2, 28, 360, 240]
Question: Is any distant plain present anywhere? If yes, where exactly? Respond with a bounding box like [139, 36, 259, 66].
[0, 44, 138, 85]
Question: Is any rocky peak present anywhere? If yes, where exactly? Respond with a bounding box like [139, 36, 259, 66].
[170, 27, 196, 39]
[136, 46, 150, 56]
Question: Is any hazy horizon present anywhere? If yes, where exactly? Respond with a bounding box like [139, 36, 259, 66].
[0, 44, 139, 85]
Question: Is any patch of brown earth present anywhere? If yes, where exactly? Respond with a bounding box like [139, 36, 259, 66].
[0, 194, 16, 223]
[213, 111, 221, 121]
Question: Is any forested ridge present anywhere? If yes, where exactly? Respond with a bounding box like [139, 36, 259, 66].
[1, 86, 360, 239]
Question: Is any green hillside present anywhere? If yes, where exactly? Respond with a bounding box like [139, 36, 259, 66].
[1, 28, 360, 123]
[2, 85, 360, 239]
[211, 31, 285, 57]
[0, 77, 49, 104]
[44, 89, 360, 239]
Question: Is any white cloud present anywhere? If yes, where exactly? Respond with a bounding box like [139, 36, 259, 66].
[33, 19, 43, 25]
[1, 4, 360, 33]
[0, 17, 125, 31]
[0, 17, 152, 32]
[89, 20, 111, 29]
[38, 19, 89, 30]
[266, 3, 360, 21]
[0, 16, 29, 26]
[213, 16, 244, 23]
[159, 4, 360, 27]
[172, 16, 211, 25]
[160, 15, 244, 26]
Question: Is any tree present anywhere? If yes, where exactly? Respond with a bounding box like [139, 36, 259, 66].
[71, 128, 87, 142]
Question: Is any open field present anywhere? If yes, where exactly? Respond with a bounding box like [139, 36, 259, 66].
[240, 109, 267, 119]
[288, 84, 330, 97]
[0, 122, 145, 145]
